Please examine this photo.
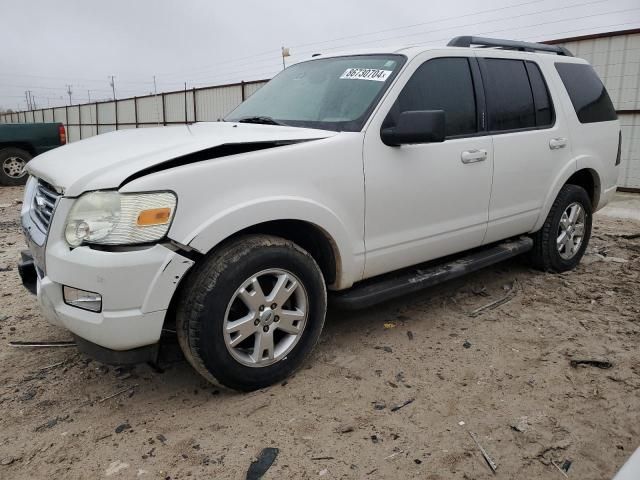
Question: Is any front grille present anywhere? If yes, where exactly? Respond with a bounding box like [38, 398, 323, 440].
[31, 179, 60, 232]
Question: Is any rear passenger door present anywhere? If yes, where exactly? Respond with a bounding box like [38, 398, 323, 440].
[478, 55, 572, 244]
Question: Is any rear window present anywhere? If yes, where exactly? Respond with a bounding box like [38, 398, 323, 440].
[555, 63, 617, 123]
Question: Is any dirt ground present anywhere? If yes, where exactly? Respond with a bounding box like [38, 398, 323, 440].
[0, 185, 638, 480]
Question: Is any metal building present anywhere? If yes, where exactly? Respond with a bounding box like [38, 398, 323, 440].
[547, 28, 640, 191]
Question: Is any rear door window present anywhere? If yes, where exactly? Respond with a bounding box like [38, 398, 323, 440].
[481, 58, 536, 132]
[555, 63, 617, 123]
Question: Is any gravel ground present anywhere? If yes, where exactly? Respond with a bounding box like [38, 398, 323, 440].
[0, 184, 638, 479]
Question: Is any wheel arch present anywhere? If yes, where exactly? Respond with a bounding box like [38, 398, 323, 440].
[163, 219, 342, 345]
[532, 162, 602, 233]
[565, 168, 600, 209]
[0, 142, 37, 157]
[220, 219, 341, 286]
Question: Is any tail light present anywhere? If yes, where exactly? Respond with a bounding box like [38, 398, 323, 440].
[615, 130, 622, 166]
[58, 124, 67, 145]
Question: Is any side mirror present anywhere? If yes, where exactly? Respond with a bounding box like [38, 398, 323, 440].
[381, 110, 445, 146]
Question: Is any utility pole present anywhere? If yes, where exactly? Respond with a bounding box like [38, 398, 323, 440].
[24, 91, 30, 110]
[281, 47, 290, 70]
[109, 75, 116, 100]
[66, 84, 73, 105]
[87, 90, 91, 103]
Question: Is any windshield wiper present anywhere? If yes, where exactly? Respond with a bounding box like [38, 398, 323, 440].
[236, 116, 286, 126]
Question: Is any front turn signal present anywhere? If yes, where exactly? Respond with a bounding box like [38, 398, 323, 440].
[137, 207, 172, 226]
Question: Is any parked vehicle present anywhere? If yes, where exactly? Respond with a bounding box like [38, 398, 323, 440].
[18, 37, 621, 391]
[0, 123, 66, 185]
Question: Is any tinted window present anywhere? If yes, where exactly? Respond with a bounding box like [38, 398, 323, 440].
[555, 63, 617, 123]
[526, 62, 554, 127]
[391, 57, 476, 137]
[483, 59, 535, 131]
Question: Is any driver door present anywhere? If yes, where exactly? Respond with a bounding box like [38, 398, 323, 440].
[363, 54, 493, 279]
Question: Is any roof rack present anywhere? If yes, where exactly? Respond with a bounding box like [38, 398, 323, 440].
[447, 36, 573, 57]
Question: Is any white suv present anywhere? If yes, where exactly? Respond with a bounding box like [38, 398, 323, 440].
[18, 36, 621, 391]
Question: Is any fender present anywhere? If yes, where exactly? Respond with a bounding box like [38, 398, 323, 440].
[182, 196, 362, 290]
[531, 154, 604, 233]
[574, 154, 605, 209]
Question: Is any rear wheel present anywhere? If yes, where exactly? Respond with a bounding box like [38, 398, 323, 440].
[529, 184, 592, 272]
[0, 147, 32, 186]
[176, 235, 327, 391]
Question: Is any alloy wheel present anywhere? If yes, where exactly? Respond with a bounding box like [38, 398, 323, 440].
[223, 268, 308, 367]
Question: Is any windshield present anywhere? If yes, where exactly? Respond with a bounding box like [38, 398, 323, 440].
[225, 54, 406, 132]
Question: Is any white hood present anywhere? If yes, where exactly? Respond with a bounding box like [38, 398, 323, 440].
[27, 122, 336, 196]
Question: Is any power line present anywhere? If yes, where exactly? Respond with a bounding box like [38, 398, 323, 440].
[0, 71, 154, 86]
[157, 0, 620, 82]
[1, 0, 634, 97]
[292, 0, 545, 49]
[292, 2, 638, 56]
[524, 20, 640, 42]
[156, 0, 549, 78]
[175, 14, 640, 88]
[2, 13, 639, 112]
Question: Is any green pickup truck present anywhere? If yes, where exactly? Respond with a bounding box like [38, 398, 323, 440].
[0, 123, 66, 186]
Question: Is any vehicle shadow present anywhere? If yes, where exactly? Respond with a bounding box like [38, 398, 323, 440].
[152, 256, 533, 392]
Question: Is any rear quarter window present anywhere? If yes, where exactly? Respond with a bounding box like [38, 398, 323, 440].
[555, 63, 617, 123]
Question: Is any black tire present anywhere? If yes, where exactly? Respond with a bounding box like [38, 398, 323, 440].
[529, 184, 592, 272]
[176, 234, 327, 391]
[0, 147, 32, 186]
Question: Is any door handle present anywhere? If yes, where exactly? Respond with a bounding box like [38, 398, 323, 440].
[461, 149, 488, 164]
[549, 137, 567, 150]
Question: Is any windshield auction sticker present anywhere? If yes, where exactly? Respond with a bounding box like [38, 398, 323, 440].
[340, 68, 392, 81]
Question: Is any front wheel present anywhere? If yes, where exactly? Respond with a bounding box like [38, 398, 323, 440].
[176, 235, 327, 391]
[529, 184, 592, 272]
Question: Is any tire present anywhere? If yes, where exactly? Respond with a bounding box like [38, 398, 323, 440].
[176, 234, 327, 391]
[0, 147, 32, 186]
[529, 184, 592, 272]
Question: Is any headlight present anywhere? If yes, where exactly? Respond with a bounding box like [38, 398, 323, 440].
[64, 191, 177, 246]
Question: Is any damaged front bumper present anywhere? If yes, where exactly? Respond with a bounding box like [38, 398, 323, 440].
[18, 250, 37, 295]
[19, 186, 194, 364]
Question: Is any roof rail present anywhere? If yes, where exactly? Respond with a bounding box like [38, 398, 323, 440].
[447, 36, 573, 57]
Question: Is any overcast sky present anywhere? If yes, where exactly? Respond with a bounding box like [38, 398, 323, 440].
[1, 0, 639, 109]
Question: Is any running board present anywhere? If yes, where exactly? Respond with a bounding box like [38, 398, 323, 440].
[330, 237, 533, 310]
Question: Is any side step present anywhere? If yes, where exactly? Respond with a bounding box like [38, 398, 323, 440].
[330, 237, 533, 310]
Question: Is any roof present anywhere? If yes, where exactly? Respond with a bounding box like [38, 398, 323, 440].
[308, 43, 571, 62]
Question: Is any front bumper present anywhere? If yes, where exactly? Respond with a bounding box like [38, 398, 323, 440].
[20, 186, 194, 357]
[18, 250, 37, 295]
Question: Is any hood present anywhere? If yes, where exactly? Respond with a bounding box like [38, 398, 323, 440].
[27, 122, 337, 196]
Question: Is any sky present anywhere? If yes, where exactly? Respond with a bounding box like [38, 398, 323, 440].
[1, 0, 639, 110]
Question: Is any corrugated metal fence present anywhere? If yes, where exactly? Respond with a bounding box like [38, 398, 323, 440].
[0, 79, 269, 143]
